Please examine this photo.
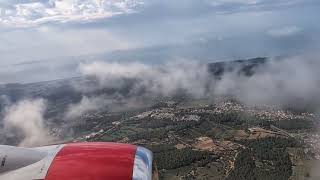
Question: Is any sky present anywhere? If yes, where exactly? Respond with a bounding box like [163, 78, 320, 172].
[0, 0, 319, 83]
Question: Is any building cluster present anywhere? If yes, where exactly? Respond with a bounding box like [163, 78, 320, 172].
[131, 100, 315, 125]
[131, 107, 201, 122]
[303, 133, 320, 160]
[210, 101, 315, 122]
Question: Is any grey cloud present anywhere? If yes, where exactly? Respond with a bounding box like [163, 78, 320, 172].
[65, 94, 150, 119]
[65, 96, 113, 119]
[267, 26, 302, 38]
[79, 61, 211, 98]
[213, 55, 320, 108]
[72, 54, 320, 114]
[3, 99, 54, 147]
[64, 61, 211, 118]
[0, 0, 319, 81]
[0, 26, 137, 65]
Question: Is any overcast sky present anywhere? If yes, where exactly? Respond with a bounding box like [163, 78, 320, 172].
[0, 0, 319, 83]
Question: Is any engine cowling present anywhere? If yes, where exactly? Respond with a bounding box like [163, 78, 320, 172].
[0, 142, 158, 180]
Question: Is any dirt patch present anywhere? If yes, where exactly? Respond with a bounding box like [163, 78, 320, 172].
[193, 137, 243, 155]
[175, 143, 187, 149]
[248, 127, 287, 139]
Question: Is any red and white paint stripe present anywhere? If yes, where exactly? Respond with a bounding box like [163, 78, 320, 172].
[0, 142, 153, 180]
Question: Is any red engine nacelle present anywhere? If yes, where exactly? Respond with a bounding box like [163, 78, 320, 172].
[0, 142, 158, 180]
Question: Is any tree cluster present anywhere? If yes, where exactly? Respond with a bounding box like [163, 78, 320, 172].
[227, 137, 298, 180]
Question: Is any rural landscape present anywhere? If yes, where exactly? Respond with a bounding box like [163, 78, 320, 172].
[0, 1, 319, 179]
[1, 57, 319, 179]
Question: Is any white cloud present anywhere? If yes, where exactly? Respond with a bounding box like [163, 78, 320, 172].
[207, 0, 309, 10]
[0, 0, 143, 27]
[3, 99, 53, 147]
[79, 61, 211, 98]
[267, 26, 302, 37]
[0, 0, 309, 28]
[209, 0, 260, 6]
[76, 54, 320, 112]
[65, 96, 114, 119]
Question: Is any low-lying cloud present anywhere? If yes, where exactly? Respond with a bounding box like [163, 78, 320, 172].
[79, 61, 211, 98]
[214, 56, 320, 109]
[3, 99, 53, 147]
[73, 55, 320, 113]
[65, 96, 114, 119]
[65, 93, 156, 119]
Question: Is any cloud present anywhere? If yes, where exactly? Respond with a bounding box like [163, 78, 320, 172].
[79, 61, 211, 98]
[0, 26, 138, 65]
[64, 94, 148, 119]
[267, 26, 302, 37]
[0, 0, 143, 27]
[0, 0, 318, 80]
[208, 0, 260, 6]
[0, 0, 312, 28]
[213, 55, 320, 108]
[206, 0, 309, 11]
[64, 61, 211, 117]
[74, 54, 320, 113]
[0, 0, 318, 67]
[3, 99, 53, 147]
[65, 96, 113, 119]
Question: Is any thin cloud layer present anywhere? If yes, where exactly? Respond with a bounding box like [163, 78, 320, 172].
[65, 96, 113, 119]
[206, 0, 308, 11]
[79, 61, 211, 98]
[75, 55, 320, 112]
[267, 26, 302, 38]
[0, 0, 143, 27]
